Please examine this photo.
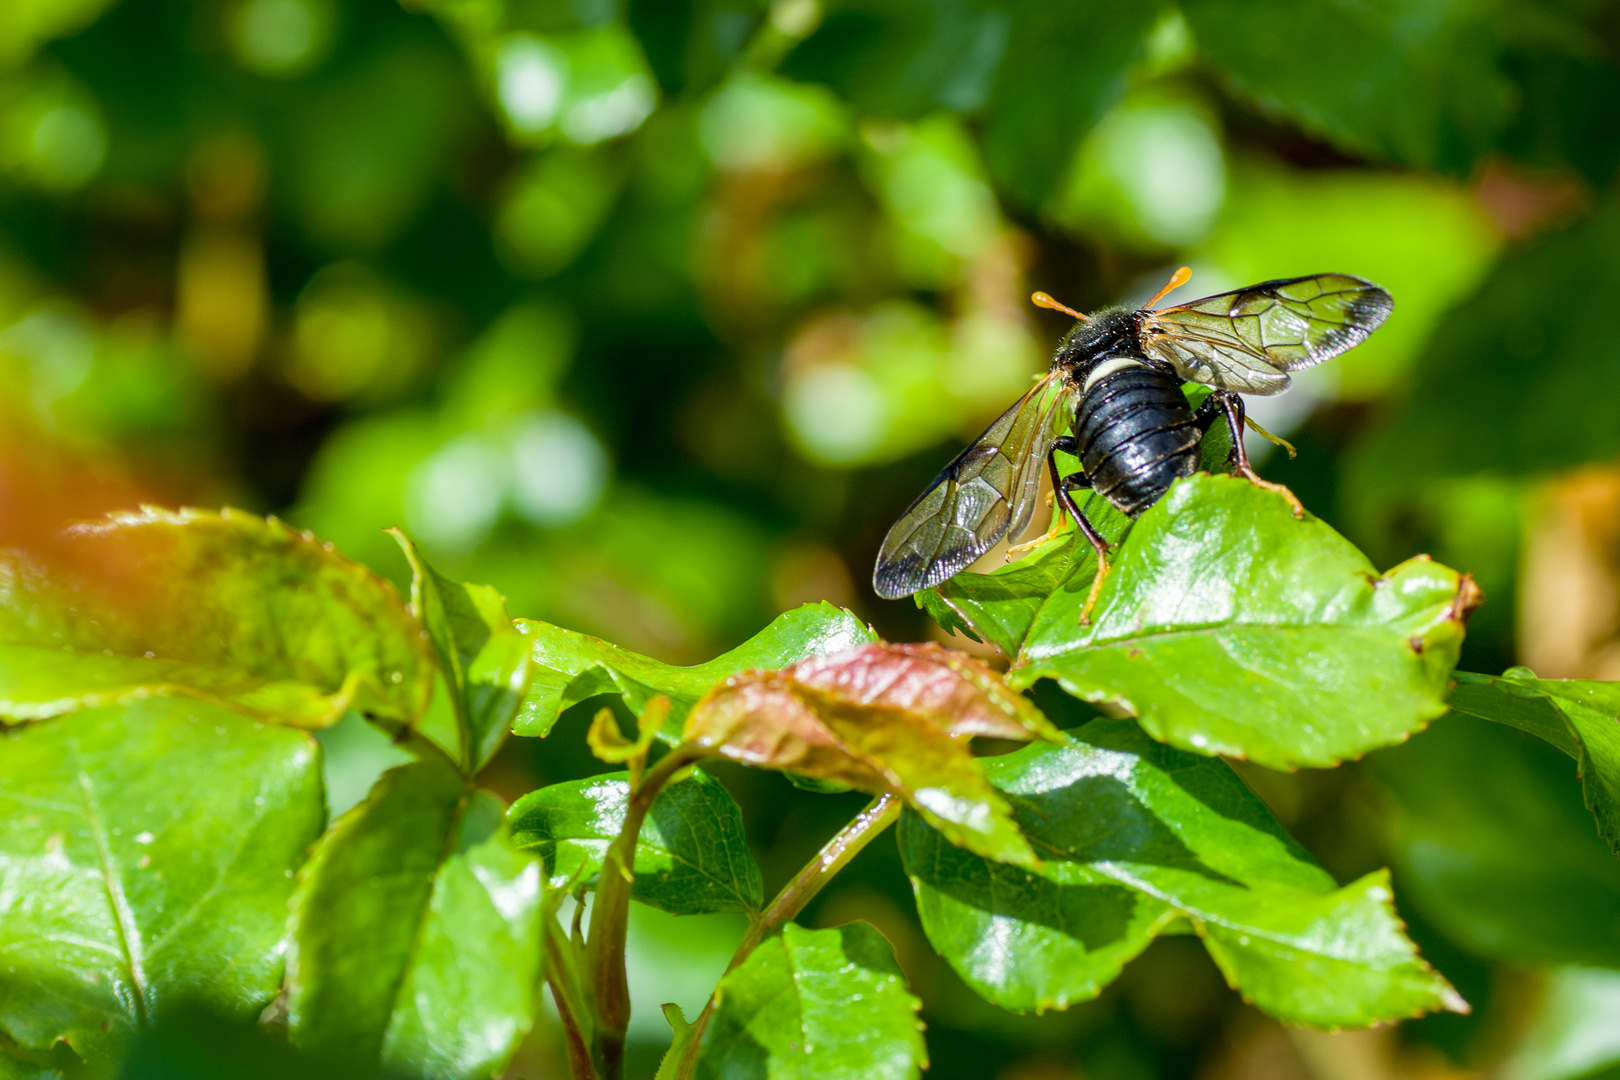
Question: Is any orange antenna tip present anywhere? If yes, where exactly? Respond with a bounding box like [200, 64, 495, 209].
[1031, 291, 1088, 321]
[1144, 266, 1192, 310]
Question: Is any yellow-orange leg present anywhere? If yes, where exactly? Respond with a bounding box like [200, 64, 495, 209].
[1006, 499, 1069, 560]
[1243, 414, 1297, 459]
[1035, 441, 1116, 626]
[1078, 547, 1110, 626]
[1216, 392, 1306, 519]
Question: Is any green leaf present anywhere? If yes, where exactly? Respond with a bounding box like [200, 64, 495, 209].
[0, 699, 324, 1069]
[1182, 0, 1510, 172]
[920, 487, 1131, 660]
[1448, 668, 1620, 855]
[0, 1052, 59, 1080]
[392, 531, 531, 773]
[286, 756, 543, 1078]
[514, 602, 876, 738]
[508, 768, 763, 915]
[929, 475, 1477, 769]
[693, 922, 927, 1080]
[1370, 716, 1620, 967]
[900, 720, 1465, 1027]
[0, 509, 432, 730]
[685, 643, 1051, 867]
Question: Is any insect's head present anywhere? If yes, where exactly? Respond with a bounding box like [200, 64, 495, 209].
[1053, 307, 1135, 369]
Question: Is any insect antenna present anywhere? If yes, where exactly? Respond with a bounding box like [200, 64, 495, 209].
[1143, 265, 1192, 309]
[1031, 291, 1088, 321]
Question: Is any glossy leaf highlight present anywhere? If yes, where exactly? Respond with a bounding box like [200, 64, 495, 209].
[508, 768, 762, 915]
[286, 756, 543, 1079]
[693, 922, 926, 1080]
[0, 509, 432, 729]
[901, 720, 1465, 1027]
[394, 531, 532, 772]
[928, 476, 1477, 769]
[514, 602, 876, 738]
[0, 700, 324, 1069]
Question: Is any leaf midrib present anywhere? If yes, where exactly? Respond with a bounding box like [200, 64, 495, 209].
[1016, 617, 1418, 669]
[74, 745, 150, 1026]
[1021, 831, 1361, 961]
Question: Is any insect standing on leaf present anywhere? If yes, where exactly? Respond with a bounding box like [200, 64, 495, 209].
[872, 268, 1393, 622]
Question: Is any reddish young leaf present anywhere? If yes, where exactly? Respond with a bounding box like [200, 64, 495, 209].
[788, 643, 1063, 743]
[683, 643, 1052, 867]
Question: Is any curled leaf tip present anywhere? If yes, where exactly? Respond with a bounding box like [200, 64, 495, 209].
[1447, 573, 1484, 624]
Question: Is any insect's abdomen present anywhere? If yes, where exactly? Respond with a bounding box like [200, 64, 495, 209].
[1074, 363, 1201, 517]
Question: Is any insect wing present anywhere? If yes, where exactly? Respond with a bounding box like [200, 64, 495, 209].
[1138, 274, 1392, 396]
[873, 372, 1076, 600]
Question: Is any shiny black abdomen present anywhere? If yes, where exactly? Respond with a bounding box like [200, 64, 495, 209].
[1073, 363, 1201, 517]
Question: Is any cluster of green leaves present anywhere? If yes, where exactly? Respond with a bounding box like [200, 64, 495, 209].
[4, 469, 1620, 1079]
[0, 512, 546, 1077]
[5, 0, 1620, 1075]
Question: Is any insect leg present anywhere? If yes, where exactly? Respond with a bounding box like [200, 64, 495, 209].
[1006, 437, 1081, 559]
[1192, 392, 1223, 436]
[1053, 470, 1114, 626]
[1214, 392, 1306, 518]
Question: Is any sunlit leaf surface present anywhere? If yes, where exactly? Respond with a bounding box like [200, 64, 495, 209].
[0, 509, 432, 730]
[0, 700, 324, 1069]
[693, 922, 926, 1080]
[394, 532, 531, 772]
[286, 757, 543, 1079]
[926, 476, 1476, 768]
[514, 602, 876, 738]
[901, 720, 1465, 1026]
[508, 768, 762, 915]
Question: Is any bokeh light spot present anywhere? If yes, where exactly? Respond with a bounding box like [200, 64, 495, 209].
[27, 104, 105, 190]
[228, 0, 331, 78]
[510, 410, 608, 528]
[783, 364, 888, 465]
[0, 305, 96, 402]
[562, 73, 655, 145]
[1055, 90, 1226, 249]
[497, 34, 567, 134]
[700, 73, 846, 173]
[406, 436, 509, 552]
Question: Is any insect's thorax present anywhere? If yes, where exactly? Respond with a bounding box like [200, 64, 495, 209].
[1053, 307, 1144, 384]
[1070, 345, 1201, 518]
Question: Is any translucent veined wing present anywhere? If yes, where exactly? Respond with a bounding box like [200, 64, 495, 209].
[873, 371, 1078, 600]
[1137, 274, 1393, 396]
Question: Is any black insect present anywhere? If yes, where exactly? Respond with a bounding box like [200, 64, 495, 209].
[872, 269, 1393, 620]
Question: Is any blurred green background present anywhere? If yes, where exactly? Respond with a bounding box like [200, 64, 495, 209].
[4, 0, 1620, 1077]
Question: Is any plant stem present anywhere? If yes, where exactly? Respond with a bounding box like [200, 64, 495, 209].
[584, 744, 703, 1080]
[670, 793, 902, 1080]
[544, 917, 598, 1080]
[737, 792, 901, 966]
